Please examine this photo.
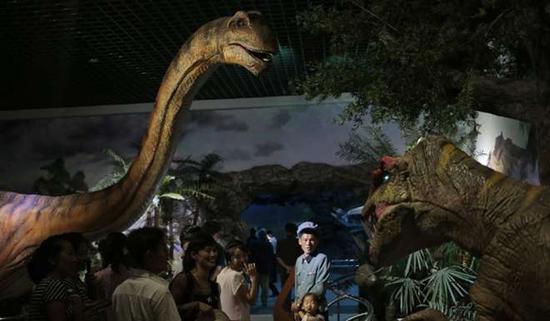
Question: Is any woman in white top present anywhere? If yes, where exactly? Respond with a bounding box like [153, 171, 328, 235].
[216, 240, 259, 321]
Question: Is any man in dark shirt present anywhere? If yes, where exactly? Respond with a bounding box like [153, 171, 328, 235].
[249, 229, 274, 307]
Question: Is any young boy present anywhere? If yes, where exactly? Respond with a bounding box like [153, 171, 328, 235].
[291, 222, 330, 320]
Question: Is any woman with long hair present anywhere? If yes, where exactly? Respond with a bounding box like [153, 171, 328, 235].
[170, 232, 220, 320]
[27, 234, 83, 321]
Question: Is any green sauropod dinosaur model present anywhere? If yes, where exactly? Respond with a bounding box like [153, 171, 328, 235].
[362, 135, 550, 321]
[0, 11, 276, 299]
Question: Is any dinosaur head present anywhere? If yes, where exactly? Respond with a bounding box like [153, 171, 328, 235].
[216, 11, 277, 76]
[362, 136, 475, 267]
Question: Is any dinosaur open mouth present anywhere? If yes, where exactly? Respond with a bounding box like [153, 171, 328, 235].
[232, 43, 274, 63]
[363, 202, 388, 236]
[248, 49, 273, 62]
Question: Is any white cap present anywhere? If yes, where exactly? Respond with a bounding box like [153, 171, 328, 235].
[297, 221, 318, 237]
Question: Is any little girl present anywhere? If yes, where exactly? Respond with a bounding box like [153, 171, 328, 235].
[295, 293, 325, 321]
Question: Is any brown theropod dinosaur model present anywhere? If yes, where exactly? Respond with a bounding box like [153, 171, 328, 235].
[362, 135, 550, 321]
[0, 11, 276, 299]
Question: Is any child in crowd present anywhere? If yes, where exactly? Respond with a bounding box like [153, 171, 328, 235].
[294, 293, 325, 321]
[216, 240, 258, 321]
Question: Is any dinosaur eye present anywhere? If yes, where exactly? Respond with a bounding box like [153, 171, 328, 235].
[235, 19, 246, 28]
[382, 172, 391, 183]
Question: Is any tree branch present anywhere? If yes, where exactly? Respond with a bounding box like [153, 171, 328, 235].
[473, 76, 547, 124]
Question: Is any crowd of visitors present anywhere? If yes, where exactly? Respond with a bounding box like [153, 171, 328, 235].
[24, 220, 330, 321]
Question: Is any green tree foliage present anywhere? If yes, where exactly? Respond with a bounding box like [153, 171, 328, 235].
[297, 0, 550, 135]
[33, 158, 88, 196]
[336, 125, 396, 164]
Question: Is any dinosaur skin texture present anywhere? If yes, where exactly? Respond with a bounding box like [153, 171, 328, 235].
[0, 11, 276, 300]
[362, 135, 550, 321]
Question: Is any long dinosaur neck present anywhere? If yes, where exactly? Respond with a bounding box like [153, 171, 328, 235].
[83, 39, 219, 237]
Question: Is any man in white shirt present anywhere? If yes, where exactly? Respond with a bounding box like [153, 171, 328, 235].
[112, 227, 181, 321]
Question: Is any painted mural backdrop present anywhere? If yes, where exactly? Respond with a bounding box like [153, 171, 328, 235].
[475, 112, 539, 185]
[0, 102, 404, 193]
[0, 106, 538, 195]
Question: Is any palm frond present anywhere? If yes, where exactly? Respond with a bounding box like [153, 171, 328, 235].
[90, 149, 130, 191]
[404, 249, 432, 277]
[386, 277, 423, 315]
[422, 266, 476, 306]
[177, 188, 215, 201]
[159, 192, 186, 201]
[104, 148, 130, 172]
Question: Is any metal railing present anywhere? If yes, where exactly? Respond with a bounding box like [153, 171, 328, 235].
[326, 265, 375, 321]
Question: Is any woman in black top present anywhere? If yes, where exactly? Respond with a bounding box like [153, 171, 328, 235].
[27, 234, 82, 321]
[170, 232, 220, 320]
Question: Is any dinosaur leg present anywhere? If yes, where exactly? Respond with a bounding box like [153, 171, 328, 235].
[402, 308, 447, 321]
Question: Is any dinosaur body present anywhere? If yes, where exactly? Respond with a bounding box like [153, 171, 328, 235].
[363, 136, 550, 321]
[0, 11, 276, 299]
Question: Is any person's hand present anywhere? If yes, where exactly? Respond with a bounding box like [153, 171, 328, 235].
[196, 303, 215, 321]
[291, 302, 301, 312]
[244, 263, 257, 278]
[197, 302, 213, 313]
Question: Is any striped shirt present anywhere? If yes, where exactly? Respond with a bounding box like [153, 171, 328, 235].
[28, 276, 72, 321]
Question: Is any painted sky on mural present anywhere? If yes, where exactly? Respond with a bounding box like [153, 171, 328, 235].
[0, 103, 405, 193]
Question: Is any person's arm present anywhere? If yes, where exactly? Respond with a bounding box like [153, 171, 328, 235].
[308, 255, 330, 296]
[276, 256, 291, 272]
[237, 263, 259, 304]
[292, 257, 301, 311]
[169, 274, 186, 305]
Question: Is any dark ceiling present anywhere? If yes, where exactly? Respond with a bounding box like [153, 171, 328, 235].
[0, 0, 329, 111]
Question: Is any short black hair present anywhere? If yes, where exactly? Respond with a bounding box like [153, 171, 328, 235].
[27, 235, 74, 283]
[298, 228, 319, 238]
[302, 292, 320, 304]
[59, 232, 89, 252]
[182, 232, 218, 272]
[98, 232, 127, 273]
[201, 221, 221, 236]
[179, 225, 202, 245]
[126, 227, 166, 268]
[224, 239, 247, 262]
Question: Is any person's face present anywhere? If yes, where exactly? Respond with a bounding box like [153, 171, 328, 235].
[229, 248, 247, 272]
[146, 240, 170, 274]
[53, 241, 79, 277]
[298, 233, 318, 255]
[192, 245, 218, 270]
[302, 295, 318, 314]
